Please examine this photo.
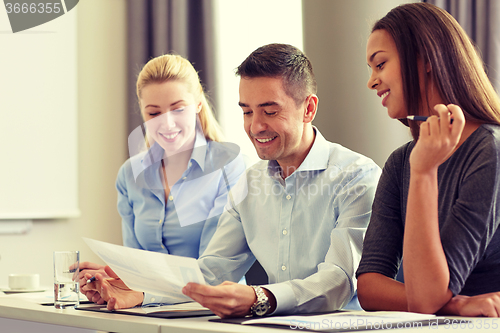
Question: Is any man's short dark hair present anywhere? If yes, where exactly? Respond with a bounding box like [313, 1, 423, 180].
[236, 43, 317, 105]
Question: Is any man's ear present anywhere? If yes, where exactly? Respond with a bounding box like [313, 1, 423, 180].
[303, 94, 318, 123]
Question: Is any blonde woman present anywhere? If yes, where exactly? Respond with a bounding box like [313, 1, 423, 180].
[78, 54, 245, 304]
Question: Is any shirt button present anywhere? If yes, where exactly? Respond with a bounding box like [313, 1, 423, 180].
[169, 195, 174, 201]
[150, 297, 156, 302]
[161, 244, 165, 249]
[188, 162, 192, 168]
[182, 176, 187, 180]
[282, 229, 287, 235]
[286, 194, 291, 200]
[281, 265, 286, 271]
[158, 219, 162, 224]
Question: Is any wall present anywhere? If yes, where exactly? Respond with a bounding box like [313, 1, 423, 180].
[0, 0, 127, 288]
[303, 0, 417, 167]
[213, 0, 303, 167]
[0, 0, 421, 289]
[0, 5, 79, 220]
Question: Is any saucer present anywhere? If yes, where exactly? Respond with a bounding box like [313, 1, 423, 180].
[0, 288, 46, 294]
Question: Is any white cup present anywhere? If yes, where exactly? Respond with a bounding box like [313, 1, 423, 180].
[8, 273, 40, 290]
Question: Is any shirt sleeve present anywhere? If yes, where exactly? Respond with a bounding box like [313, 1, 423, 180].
[356, 149, 405, 280]
[198, 154, 246, 257]
[197, 174, 257, 285]
[267, 163, 381, 315]
[142, 161, 249, 308]
[116, 162, 142, 249]
[441, 140, 500, 295]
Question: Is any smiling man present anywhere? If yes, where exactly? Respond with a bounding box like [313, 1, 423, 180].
[90, 44, 381, 318]
[180, 43, 382, 317]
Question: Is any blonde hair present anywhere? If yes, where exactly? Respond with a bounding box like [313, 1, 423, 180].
[136, 54, 223, 142]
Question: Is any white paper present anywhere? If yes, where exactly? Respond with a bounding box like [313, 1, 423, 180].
[243, 311, 438, 331]
[83, 238, 205, 302]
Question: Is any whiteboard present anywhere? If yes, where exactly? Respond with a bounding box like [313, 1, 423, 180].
[0, 7, 79, 219]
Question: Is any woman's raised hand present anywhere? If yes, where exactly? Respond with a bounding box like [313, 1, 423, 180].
[409, 104, 466, 175]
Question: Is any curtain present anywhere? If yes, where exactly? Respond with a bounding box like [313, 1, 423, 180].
[424, 0, 500, 93]
[126, 0, 217, 135]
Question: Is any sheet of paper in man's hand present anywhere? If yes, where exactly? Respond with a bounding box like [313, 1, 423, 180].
[83, 238, 205, 302]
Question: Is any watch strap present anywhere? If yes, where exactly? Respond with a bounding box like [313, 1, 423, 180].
[250, 285, 270, 316]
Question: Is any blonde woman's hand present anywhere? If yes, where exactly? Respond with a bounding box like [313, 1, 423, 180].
[91, 266, 144, 310]
[77, 261, 108, 304]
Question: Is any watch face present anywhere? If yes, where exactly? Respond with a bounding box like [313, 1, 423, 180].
[251, 286, 270, 317]
[255, 303, 270, 316]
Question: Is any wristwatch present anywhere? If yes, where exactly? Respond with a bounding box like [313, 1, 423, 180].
[250, 285, 271, 316]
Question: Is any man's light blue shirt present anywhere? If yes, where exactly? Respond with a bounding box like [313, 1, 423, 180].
[197, 128, 381, 314]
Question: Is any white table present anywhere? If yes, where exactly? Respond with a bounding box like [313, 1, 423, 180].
[0, 292, 499, 333]
[0, 294, 277, 333]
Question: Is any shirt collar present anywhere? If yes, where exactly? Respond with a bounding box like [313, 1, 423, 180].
[267, 127, 329, 179]
[140, 141, 163, 169]
[190, 130, 208, 172]
[296, 127, 329, 172]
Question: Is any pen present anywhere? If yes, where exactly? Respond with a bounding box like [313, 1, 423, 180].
[404, 115, 454, 123]
[405, 115, 429, 121]
[86, 276, 96, 284]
